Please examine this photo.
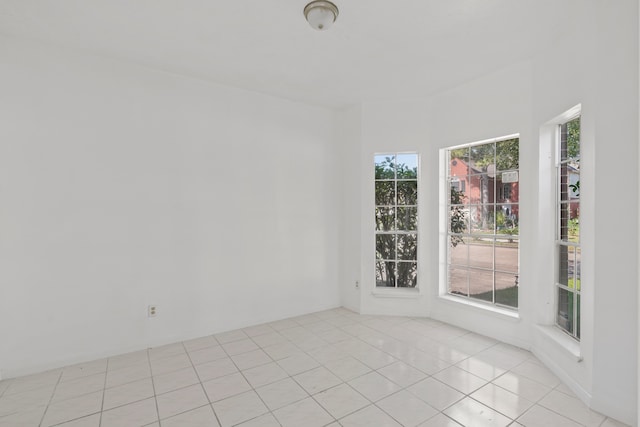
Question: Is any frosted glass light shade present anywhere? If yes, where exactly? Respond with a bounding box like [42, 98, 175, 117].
[304, 1, 339, 31]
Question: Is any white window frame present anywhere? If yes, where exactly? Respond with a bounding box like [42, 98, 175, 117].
[443, 134, 520, 311]
[555, 113, 581, 340]
[374, 153, 419, 289]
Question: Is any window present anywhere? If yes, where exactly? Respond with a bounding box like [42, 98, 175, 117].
[375, 153, 418, 288]
[445, 136, 520, 309]
[556, 116, 581, 339]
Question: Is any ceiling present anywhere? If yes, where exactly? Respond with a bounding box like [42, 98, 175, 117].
[0, 0, 581, 108]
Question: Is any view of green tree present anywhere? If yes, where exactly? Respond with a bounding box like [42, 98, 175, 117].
[375, 155, 418, 288]
[449, 138, 519, 171]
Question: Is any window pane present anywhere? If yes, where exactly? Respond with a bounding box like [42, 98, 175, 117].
[397, 181, 417, 205]
[468, 241, 493, 269]
[468, 175, 485, 205]
[375, 181, 395, 206]
[449, 238, 468, 267]
[450, 178, 469, 202]
[397, 262, 417, 288]
[558, 245, 570, 287]
[557, 287, 574, 335]
[469, 269, 493, 303]
[574, 247, 581, 291]
[376, 234, 395, 260]
[497, 203, 518, 237]
[397, 234, 417, 260]
[470, 204, 495, 235]
[496, 138, 519, 171]
[448, 266, 468, 296]
[449, 204, 469, 235]
[559, 203, 579, 243]
[495, 272, 518, 308]
[375, 155, 395, 179]
[495, 242, 518, 273]
[449, 148, 469, 167]
[470, 144, 495, 169]
[376, 261, 395, 287]
[576, 294, 581, 339]
[397, 207, 417, 231]
[396, 154, 418, 179]
[375, 207, 395, 231]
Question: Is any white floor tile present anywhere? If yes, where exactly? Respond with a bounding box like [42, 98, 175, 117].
[202, 372, 251, 402]
[212, 391, 269, 427]
[103, 378, 154, 410]
[153, 366, 200, 395]
[443, 397, 512, 427]
[242, 362, 288, 388]
[255, 378, 309, 411]
[54, 413, 101, 427]
[272, 397, 333, 427]
[161, 404, 220, 427]
[377, 390, 438, 427]
[195, 357, 238, 382]
[100, 397, 158, 427]
[293, 366, 342, 394]
[408, 377, 465, 411]
[348, 371, 402, 402]
[51, 373, 106, 403]
[339, 404, 402, 427]
[456, 356, 507, 381]
[236, 412, 281, 426]
[471, 383, 534, 419]
[156, 383, 209, 420]
[232, 349, 273, 370]
[189, 346, 228, 366]
[150, 353, 192, 375]
[538, 390, 605, 427]
[377, 361, 428, 387]
[313, 383, 369, 418]
[0, 405, 46, 427]
[214, 329, 248, 344]
[416, 413, 463, 426]
[491, 371, 552, 402]
[222, 339, 259, 356]
[41, 390, 103, 427]
[183, 336, 218, 352]
[510, 361, 560, 388]
[516, 404, 582, 427]
[323, 356, 371, 381]
[2, 310, 625, 427]
[433, 366, 488, 394]
[276, 353, 320, 376]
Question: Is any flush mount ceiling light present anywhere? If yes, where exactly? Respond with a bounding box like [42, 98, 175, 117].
[304, 1, 339, 31]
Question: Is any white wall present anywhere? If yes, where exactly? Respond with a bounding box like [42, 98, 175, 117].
[0, 38, 341, 378]
[336, 105, 362, 313]
[343, 1, 638, 424]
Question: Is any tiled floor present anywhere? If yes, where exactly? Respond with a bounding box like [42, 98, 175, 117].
[0, 308, 630, 427]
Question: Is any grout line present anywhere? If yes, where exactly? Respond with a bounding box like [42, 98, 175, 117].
[146, 348, 161, 427]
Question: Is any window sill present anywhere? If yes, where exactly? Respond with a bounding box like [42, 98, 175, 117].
[535, 324, 582, 361]
[371, 288, 421, 299]
[438, 294, 520, 320]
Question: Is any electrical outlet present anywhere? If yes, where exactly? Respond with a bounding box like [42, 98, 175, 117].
[355, 280, 360, 288]
[148, 305, 157, 317]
